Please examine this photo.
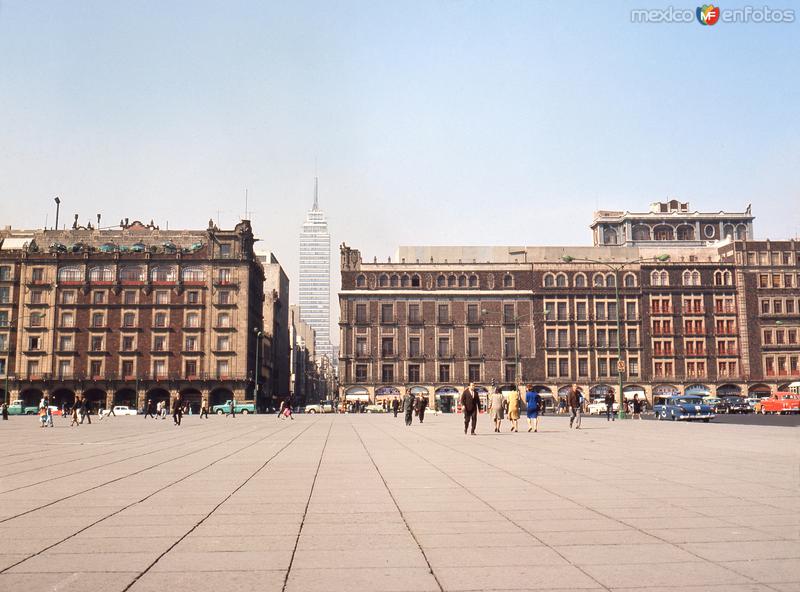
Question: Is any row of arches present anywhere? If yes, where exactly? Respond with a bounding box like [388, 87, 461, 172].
[543, 272, 638, 289]
[57, 265, 208, 284]
[16, 386, 236, 412]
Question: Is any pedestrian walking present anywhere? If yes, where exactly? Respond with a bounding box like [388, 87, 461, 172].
[1, 402, 8, 420]
[80, 397, 91, 424]
[489, 387, 505, 433]
[100, 404, 116, 421]
[160, 400, 168, 420]
[558, 397, 567, 414]
[200, 398, 209, 419]
[391, 397, 399, 418]
[402, 390, 414, 426]
[568, 383, 582, 429]
[632, 394, 643, 420]
[417, 395, 428, 424]
[45, 399, 54, 427]
[460, 383, 481, 435]
[507, 388, 523, 432]
[172, 396, 183, 426]
[144, 399, 156, 419]
[39, 396, 48, 428]
[227, 397, 236, 418]
[604, 389, 615, 421]
[525, 385, 541, 433]
[70, 399, 80, 427]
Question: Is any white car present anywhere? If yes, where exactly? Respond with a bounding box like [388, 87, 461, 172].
[587, 400, 620, 415]
[100, 406, 138, 416]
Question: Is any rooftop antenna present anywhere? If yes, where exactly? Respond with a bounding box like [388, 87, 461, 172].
[313, 176, 319, 210]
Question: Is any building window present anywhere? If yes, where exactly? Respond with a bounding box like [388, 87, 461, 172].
[544, 274, 555, 288]
[91, 312, 104, 328]
[122, 336, 135, 351]
[155, 312, 168, 327]
[504, 364, 516, 383]
[186, 312, 200, 328]
[31, 268, 44, 282]
[576, 329, 588, 348]
[438, 304, 449, 323]
[468, 364, 481, 382]
[90, 336, 103, 352]
[408, 303, 421, 323]
[623, 273, 636, 287]
[356, 337, 368, 356]
[381, 364, 394, 382]
[408, 364, 421, 382]
[215, 336, 229, 351]
[219, 243, 232, 258]
[58, 335, 73, 351]
[61, 291, 76, 304]
[28, 336, 41, 351]
[467, 304, 479, 324]
[215, 360, 229, 378]
[574, 274, 586, 288]
[155, 291, 169, 305]
[123, 312, 136, 327]
[578, 358, 588, 377]
[628, 358, 639, 377]
[381, 338, 394, 357]
[185, 336, 198, 351]
[355, 303, 367, 323]
[154, 359, 167, 378]
[0, 266, 10, 281]
[26, 360, 39, 377]
[468, 337, 480, 357]
[90, 360, 102, 378]
[93, 291, 106, 304]
[355, 364, 368, 381]
[31, 290, 43, 304]
[61, 312, 74, 328]
[576, 302, 587, 321]
[504, 337, 516, 358]
[503, 303, 515, 324]
[187, 291, 200, 304]
[598, 359, 608, 377]
[438, 364, 451, 382]
[124, 290, 136, 304]
[356, 274, 366, 288]
[216, 313, 230, 327]
[438, 337, 450, 357]
[58, 360, 71, 378]
[381, 304, 393, 323]
[154, 336, 167, 352]
[408, 337, 421, 357]
[559, 358, 569, 377]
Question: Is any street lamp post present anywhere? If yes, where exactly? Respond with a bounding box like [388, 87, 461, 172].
[562, 254, 670, 419]
[253, 329, 263, 412]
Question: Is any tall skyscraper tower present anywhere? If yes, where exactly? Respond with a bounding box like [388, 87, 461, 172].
[298, 177, 333, 362]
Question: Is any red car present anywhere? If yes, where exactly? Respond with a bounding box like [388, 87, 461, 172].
[757, 393, 800, 415]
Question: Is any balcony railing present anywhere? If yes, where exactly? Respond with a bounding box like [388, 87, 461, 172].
[685, 349, 707, 357]
[715, 328, 738, 335]
[681, 306, 705, 315]
[714, 306, 737, 315]
[651, 329, 675, 336]
[683, 328, 707, 335]
[717, 347, 739, 356]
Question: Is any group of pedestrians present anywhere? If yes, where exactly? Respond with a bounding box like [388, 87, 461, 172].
[487, 384, 544, 433]
[398, 391, 428, 426]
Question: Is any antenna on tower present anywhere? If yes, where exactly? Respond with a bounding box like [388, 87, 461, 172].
[313, 176, 319, 210]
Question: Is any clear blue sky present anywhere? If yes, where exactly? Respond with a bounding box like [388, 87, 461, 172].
[1, 1, 798, 313]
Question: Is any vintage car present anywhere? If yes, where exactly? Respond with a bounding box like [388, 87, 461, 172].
[653, 395, 715, 422]
[99, 406, 138, 416]
[756, 392, 800, 415]
[715, 396, 751, 414]
[212, 400, 255, 414]
[364, 404, 386, 413]
[304, 401, 336, 414]
[587, 399, 620, 415]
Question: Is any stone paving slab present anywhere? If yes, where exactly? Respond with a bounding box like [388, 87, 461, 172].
[0, 413, 797, 591]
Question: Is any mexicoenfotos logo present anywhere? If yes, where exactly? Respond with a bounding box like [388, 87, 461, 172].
[631, 5, 795, 23]
[697, 4, 721, 25]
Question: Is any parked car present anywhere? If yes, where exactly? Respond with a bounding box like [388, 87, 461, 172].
[715, 396, 751, 414]
[703, 397, 721, 410]
[745, 397, 763, 410]
[7, 399, 39, 415]
[100, 406, 138, 417]
[587, 399, 619, 415]
[653, 395, 715, 422]
[364, 404, 386, 413]
[305, 400, 336, 414]
[47, 405, 63, 416]
[756, 392, 800, 415]
[211, 400, 255, 415]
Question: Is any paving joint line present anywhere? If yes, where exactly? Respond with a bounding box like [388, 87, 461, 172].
[1, 421, 301, 574]
[122, 420, 320, 592]
[280, 419, 334, 592]
[404, 423, 784, 592]
[351, 420, 446, 592]
[0, 423, 268, 524]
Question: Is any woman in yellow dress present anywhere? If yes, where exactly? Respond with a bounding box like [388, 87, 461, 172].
[506, 388, 522, 432]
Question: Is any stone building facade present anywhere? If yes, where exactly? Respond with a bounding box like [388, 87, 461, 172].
[0, 219, 266, 412]
[337, 203, 799, 409]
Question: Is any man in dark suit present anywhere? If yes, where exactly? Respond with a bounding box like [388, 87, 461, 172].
[460, 382, 481, 435]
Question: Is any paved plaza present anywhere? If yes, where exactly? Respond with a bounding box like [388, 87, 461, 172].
[0, 412, 798, 592]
